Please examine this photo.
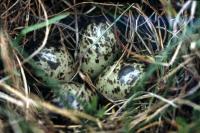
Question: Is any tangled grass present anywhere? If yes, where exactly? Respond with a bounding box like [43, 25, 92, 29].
[0, 0, 200, 132]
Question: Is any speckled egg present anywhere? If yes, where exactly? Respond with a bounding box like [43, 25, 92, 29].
[52, 82, 95, 110]
[35, 46, 75, 81]
[79, 21, 119, 78]
[95, 60, 144, 101]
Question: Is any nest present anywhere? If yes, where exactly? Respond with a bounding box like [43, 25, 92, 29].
[0, 1, 200, 132]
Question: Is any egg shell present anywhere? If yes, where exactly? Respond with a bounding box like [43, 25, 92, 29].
[79, 22, 119, 78]
[35, 46, 75, 81]
[95, 61, 144, 101]
[52, 82, 95, 110]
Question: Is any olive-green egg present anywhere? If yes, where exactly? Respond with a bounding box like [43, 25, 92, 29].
[95, 61, 144, 101]
[35, 46, 75, 81]
[52, 82, 95, 110]
[79, 22, 119, 78]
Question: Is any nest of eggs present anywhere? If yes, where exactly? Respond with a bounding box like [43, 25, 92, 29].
[0, 1, 200, 132]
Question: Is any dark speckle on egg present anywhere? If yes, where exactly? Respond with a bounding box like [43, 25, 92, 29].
[46, 60, 60, 70]
[118, 65, 140, 85]
[88, 49, 92, 54]
[107, 79, 113, 84]
[112, 87, 121, 94]
[95, 59, 99, 63]
[104, 55, 108, 61]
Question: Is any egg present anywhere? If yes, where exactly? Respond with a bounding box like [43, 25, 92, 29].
[52, 82, 95, 110]
[35, 46, 75, 81]
[79, 21, 119, 78]
[95, 60, 144, 101]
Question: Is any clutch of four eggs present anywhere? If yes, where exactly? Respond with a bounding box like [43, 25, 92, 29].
[34, 22, 144, 104]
